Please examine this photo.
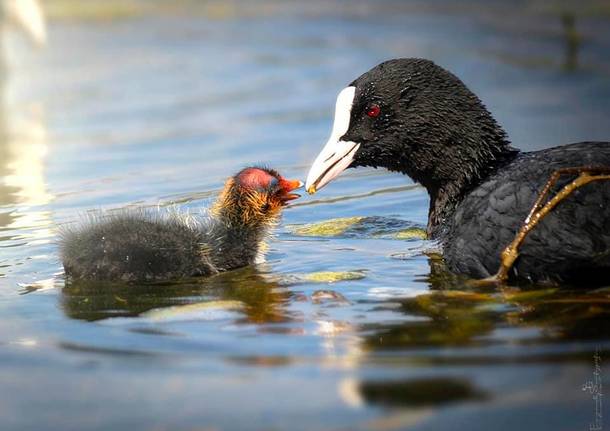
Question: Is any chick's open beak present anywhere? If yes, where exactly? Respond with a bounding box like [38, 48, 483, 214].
[279, 178, 304, 202]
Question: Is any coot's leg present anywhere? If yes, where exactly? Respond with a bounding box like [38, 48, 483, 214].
[478, 167, 610, 284]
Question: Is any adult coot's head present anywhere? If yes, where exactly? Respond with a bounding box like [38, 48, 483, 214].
[305, 59, 516, 218]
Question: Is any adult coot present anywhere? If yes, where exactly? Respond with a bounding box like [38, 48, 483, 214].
[61, 167, 302, 282]
[305, 58, 610, 284]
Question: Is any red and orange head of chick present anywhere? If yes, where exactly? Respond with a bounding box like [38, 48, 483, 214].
[213, 167, 303, 227]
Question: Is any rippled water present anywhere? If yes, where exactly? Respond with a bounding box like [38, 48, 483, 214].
[2, 2, 610, 430]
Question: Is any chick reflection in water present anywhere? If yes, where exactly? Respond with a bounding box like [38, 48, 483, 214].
[62, 266, 294, 324]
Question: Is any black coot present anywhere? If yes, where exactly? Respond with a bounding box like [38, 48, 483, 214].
[305, 58, 610, 284]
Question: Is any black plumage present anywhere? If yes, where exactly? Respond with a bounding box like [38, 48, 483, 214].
[60, 211, 219, 282]
[306, 58, 610, 284]
[445, 142, 610, 283]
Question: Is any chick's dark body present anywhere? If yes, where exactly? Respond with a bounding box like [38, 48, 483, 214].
[61, 214, 215, 282]
[60, 213, 261, 282]
[444, 142, 610, 283]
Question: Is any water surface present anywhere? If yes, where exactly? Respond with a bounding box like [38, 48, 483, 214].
[1, 2, 610, 430]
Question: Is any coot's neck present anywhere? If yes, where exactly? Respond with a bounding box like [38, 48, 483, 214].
[401, 131, 519, 239]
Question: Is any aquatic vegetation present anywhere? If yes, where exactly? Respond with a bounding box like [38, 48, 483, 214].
[301, 271, 365, 283]
[141, 300, 244, 321]
[290, 216, 366, 237]
[290, 216, 424, 239]
[393, 227, 427, 240]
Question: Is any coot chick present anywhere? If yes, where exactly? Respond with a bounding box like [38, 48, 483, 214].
[60, 167, 302, 282]
[305, 58, 610, 284]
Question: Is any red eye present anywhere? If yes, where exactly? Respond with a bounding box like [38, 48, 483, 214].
[366, 104, 380, 118]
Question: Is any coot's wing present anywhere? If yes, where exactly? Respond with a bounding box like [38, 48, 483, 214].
[444, 142, 610, 283]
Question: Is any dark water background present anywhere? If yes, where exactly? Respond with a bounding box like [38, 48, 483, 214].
[1, 1, 610, 430]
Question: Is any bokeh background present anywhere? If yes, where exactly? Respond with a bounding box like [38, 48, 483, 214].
[1, 1, 610, 430]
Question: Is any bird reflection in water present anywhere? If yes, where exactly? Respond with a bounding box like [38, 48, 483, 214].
[361, 252, 610, 351]
[61, 266, 295, 324]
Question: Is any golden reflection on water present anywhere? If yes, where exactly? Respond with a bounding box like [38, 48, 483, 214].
[3, 0, 47, 47]
[0, 0, 52, 253]
[0, 102, 52, 245]
[2, 104, 50, 206]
